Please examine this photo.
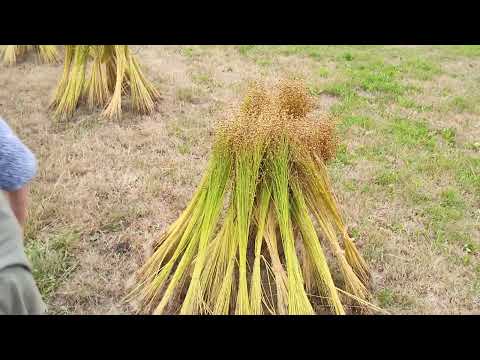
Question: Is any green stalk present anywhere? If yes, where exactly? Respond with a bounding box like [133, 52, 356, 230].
[249, 183, 271, 314]
[198, 209, 234, 313]
[180, 150, 232, 314]
[303, 183, 369, 302]
[269, 141, 314, 315]
[125, 182, 207, 306]
[234, 145, 264, 315]
[290, 177, 345, 315]
[312, 155, 370, 283]
[263, 206, 288, 314]
[143, 195, 205, 313]
[296, 153, 369, 301]
[212, 209, 238, 314]
[135, 162, 215, 312]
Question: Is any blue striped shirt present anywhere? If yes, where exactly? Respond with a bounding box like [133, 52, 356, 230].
[0, 117, 37, 191]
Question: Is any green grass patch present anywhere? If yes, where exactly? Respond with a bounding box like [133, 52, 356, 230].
[342, 179, 359, 192]
[440, 188, 466, 209]
[451, 96, 470, 112]
[440, 45, 480, 58]
[401, 58, 442, 80]
[191, 71, 216, 88]
[424, 188, 465, 224]
[317, 67, 329, 78]
[355, 64, 405, 95]
[178, 141, 191, 155]
[256, 58, 272, 67]
[466, 142, 480, 151]
[397, 96, 433, 112]
[238, 45, 256, 56]
[377, 288, 395, 307]
[181, 47, 204, 59]
[323, 81, 356, 98]
[323, 59, 426, 115]
[405, 151, 478, 207]
[333, 143, 352, 166]
[412, 153, 456, 176]
[341, 52, 354, 61]
[324, 81, 366, 117]
[403, 176, 433, 204]
[308, 84, 323, 96]
[375, 169, 400, 186]
[440, 127, 457, 146]
[26, 230, 79, 300]
[341, 115, 374, 130]
[456, 156, 480, 194]
[387, 118, 435, 149]
[360, 183, 373, 194]
[425, 203, 463, 225]
[352, 144, 391, 162]
[275, 45, 327, 60]
[448, 96, 479, 114]
[99, 210, 131, 233]
[236, 45, 381, 64]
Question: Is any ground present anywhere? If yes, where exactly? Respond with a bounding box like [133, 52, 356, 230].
[0, 45, 479, 314]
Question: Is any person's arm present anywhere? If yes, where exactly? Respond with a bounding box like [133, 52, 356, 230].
[4, 187, 28, 227]
[0, 117, 37, 227]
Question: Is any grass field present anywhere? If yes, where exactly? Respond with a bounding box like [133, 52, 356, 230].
[0, 45, 479, 314]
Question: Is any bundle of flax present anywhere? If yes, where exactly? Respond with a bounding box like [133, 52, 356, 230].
[130, 79, 377, 315]
[2, 45, 59, 66]
[49, 45, 160, 120]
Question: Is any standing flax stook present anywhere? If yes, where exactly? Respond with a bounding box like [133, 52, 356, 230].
[49, 45, 160, 120]
[1, 45, 59, 66]
[129, 79, 380, 315]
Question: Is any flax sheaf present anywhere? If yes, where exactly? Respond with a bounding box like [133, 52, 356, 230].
[2, 45, 59, 66]
[49, 45, 160, 120]
[129, 79, 376, 315]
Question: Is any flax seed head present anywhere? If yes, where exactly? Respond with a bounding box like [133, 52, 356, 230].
[275, 79, 314, 119]
[240, 81, 270, 118]
[215, 79, 337, 161]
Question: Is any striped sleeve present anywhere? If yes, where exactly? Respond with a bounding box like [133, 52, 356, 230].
[0, 117, 37, 191]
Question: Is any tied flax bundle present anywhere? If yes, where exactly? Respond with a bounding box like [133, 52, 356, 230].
[129, 79, 378, 315]
[2, 45, 59, 66]
[49, 45, 160, 120]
